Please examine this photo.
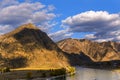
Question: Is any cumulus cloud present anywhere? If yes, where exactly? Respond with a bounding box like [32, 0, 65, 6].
[0, 0, 19, 8]
[62, 11, 120, 42]
[0, 0, 56, 34]
[47, 5, 55, 11]
[49, 29, 73, 42]
[0, 25, 14, 34]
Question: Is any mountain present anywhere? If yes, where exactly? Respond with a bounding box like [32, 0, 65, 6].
[0, 23, 69, 68]
[1, 23, 120, 69]
[57, 38, 120, 62]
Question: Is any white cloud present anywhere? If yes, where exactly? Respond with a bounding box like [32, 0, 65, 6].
[48, 5, 55, 11]
[85, 34, 96, 39]
[0, 25, 14, 34]
[38, 21, 57, 32]
[49, 29, 73, 42]
[0, 0, 19, 8]
[0, 0, 56, 35]
[62, 11, 120, 42]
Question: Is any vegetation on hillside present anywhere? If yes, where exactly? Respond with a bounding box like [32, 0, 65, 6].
[0, 67, 75, 79]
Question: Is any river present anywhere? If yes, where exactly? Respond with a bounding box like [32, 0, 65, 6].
[66, 67, 120, 80]
[32, 67, 120, 80]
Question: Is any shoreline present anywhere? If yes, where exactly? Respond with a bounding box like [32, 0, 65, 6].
[0, 67, 75, 80]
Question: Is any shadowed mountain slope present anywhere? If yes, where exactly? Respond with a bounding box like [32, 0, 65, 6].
[0, 23, 69, 68]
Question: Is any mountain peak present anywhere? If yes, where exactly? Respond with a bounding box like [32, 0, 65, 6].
[18, 23, 39, 30]
[0, 23, 69, 68]
[1, 23, 40, 39]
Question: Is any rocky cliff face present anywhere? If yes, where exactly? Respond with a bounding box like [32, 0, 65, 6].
[0, 23, 69, 68]
[57, 38, 120, 62]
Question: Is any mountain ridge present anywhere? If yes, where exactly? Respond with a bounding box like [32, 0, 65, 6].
[57, 38, 120, 62]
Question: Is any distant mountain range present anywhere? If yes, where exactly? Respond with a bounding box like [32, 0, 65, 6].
[0, 23, 120, 69]
[57, 38, 120, 63]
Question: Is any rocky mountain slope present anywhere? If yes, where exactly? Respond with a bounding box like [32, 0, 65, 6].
[0, 23, 69, 68]
[57, 38, 120, 62]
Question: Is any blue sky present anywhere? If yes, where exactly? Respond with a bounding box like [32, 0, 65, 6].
[38, 0, 120, 19]
[0, 0, 120, 42]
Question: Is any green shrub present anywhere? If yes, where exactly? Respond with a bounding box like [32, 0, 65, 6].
[0, 67, 10, 73]
[67, 67, 75, 75]
[5, 67, 10, 72]
[50, 68, 66, 76]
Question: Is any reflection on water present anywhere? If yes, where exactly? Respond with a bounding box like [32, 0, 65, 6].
[51, 76, 66, 80]
[34, 67, 120, 80]
[66, 67, 120, 80]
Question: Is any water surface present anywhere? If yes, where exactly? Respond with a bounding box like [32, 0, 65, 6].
[66, 67, 120, 80]
[33, 67, 120, 80]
